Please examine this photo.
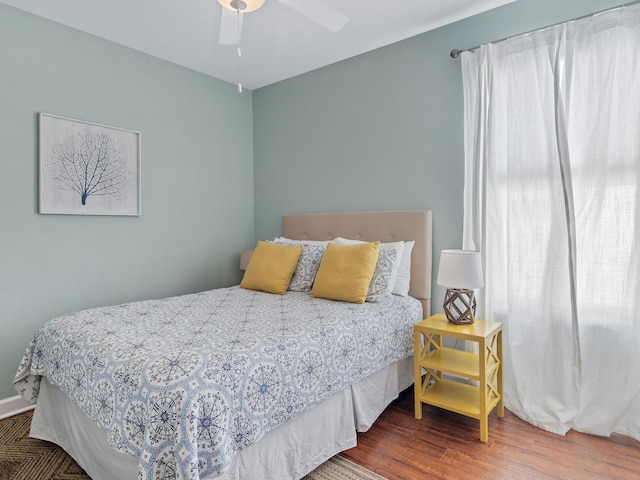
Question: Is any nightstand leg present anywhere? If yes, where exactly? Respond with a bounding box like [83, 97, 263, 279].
[479, 337, 488, 442]
[414, 330, 423, 419]
[480, 416, 488, 443]
[497, 331, 504, 418]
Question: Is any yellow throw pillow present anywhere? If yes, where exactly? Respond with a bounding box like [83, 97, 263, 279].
[311, 241, 380, 304]
[240, 241, 303, 294]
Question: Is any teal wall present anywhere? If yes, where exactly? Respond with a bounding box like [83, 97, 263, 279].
[0, 0, 627, 401]
[0, 5, 254, 399]
[252, 0, 626, 312]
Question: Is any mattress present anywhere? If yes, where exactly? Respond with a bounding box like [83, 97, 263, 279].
[15, 286, 422, 480]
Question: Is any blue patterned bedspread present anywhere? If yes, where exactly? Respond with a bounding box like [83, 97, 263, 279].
[14, 286, 422, 480]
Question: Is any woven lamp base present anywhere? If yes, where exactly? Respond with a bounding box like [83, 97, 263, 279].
[443, 288, 476, 324]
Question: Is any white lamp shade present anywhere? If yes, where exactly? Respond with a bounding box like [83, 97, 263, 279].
[437, 250, 484, 289]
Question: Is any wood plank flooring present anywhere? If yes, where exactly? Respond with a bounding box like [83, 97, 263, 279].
[342, 388, 640, 480]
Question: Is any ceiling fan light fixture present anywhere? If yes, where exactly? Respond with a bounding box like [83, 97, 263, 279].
[217, 0, 265, 13]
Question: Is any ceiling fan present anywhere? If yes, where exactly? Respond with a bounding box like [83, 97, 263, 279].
[217, 0, 348, 45]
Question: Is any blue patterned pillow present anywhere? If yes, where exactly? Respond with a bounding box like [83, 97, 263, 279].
[274, 241, 326, 292]
[366, 244, 403, 302]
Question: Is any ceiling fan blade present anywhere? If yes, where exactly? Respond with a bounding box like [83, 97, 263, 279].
[219, 8, 243, 45]
[277, 0, 348, 32]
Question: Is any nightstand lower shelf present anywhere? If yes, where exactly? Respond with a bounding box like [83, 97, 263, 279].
[419, 378, 501, 419]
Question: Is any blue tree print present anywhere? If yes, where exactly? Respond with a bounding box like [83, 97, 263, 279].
[49, 132, 129, 205]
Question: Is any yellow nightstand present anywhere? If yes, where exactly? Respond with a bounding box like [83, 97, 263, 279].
[413, 314, 503, 442]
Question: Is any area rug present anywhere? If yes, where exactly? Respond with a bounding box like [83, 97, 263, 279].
[0, 410, 386, 480]
[302, 455, 387, 480]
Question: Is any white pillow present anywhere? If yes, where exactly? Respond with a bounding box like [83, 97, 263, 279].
[392, 240, 414, 297]
[274, 237, 329, 246]
[333, 238, 404, 302]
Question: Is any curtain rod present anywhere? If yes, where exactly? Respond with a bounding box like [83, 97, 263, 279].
[449, 0, 640, 58]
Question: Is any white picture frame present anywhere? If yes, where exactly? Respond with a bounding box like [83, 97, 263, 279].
[39, 113, 141, 216]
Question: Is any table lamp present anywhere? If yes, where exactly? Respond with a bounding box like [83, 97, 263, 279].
[437, 249, 484, 324]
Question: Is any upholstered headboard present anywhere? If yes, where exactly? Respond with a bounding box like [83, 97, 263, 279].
[282, 210, 432, 317]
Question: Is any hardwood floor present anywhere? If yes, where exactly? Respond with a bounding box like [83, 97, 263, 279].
[342, 388, 640, 480]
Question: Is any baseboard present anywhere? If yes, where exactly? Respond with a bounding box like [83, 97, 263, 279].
[0, 395, 34, 420]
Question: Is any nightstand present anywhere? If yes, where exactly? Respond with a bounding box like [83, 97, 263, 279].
[413, 313, 503, 442]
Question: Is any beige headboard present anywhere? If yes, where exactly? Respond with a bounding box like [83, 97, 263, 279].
[282, 210, 432, 317]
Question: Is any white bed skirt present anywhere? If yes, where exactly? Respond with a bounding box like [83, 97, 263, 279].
[30, 356, 413, 480]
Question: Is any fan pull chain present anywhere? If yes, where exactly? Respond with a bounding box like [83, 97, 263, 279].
[236, 8, 243, 93]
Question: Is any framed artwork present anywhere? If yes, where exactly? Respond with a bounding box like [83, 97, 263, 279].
[39, 113, 141, 216]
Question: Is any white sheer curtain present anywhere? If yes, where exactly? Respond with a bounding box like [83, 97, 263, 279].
[461, 4, 640, 439]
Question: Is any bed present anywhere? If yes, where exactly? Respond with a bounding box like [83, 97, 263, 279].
[13, 210, 432, 480]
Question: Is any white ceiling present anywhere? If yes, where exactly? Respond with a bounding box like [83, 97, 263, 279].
[1, 0, 515, 90]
